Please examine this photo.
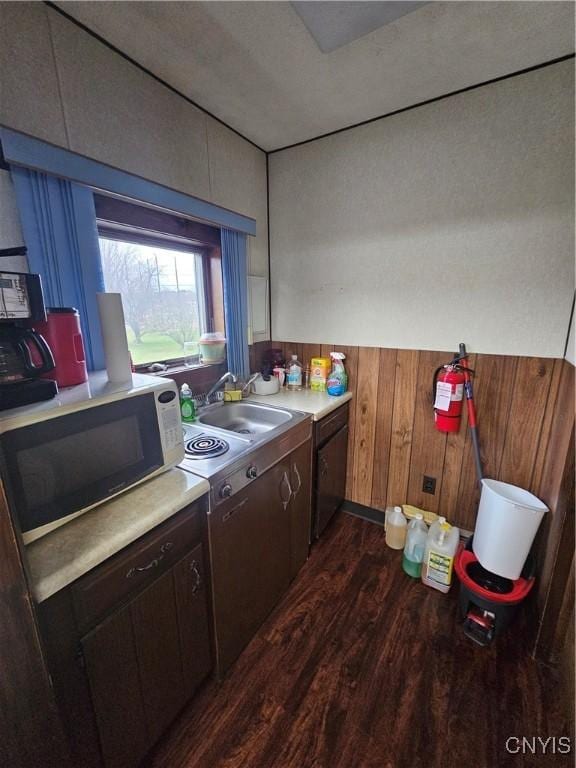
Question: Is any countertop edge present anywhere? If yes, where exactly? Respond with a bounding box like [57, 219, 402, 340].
[28, 469, 210, 604]
[247, 390, 353, 420]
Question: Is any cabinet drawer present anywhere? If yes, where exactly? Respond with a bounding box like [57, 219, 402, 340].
[72, 500, 205, 632]
[315, 403, 349, 446]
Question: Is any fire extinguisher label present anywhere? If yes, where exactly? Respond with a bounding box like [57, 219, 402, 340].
[451, 383, 464, 401]
[434, 382, 452, 411]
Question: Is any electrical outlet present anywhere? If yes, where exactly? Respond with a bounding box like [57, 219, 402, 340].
[422, 475, 436, 494]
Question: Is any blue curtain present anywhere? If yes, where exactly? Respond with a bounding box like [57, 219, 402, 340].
[10, 167, 105, 370]
[221, 228, 250, 380]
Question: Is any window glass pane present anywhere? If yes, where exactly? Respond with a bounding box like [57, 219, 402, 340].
[99, 237, 204, 365]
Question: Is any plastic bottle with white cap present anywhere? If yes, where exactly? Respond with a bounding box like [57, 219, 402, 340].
[385, 506, 407, 550]
[421, 516, 460, 593]
[402, 513, 428, 578]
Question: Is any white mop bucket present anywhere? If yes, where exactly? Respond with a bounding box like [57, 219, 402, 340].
[473, 479, 548, 580]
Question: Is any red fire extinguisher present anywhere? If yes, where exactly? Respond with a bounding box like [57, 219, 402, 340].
[434, 344, 483, 486]
[433, 348, 474, 433]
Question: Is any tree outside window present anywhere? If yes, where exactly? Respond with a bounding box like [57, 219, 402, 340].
[99, 237, 204, 366]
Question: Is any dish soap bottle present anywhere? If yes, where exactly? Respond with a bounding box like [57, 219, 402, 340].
[180, 383, 196, 422]
[402, 514, 428, 578]
[326, 352, 348, 396]
[286, 354, 303, 390]
[421, 516, 460, 593]
[385, 506, 407, 550]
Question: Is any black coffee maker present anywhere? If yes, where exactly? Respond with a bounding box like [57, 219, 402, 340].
[0, 270, 58, 410]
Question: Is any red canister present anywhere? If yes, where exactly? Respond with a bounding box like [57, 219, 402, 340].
[35, 308, 88, 388]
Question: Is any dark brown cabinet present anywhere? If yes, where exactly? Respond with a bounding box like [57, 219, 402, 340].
[313, 403, 350, 538]
[288, 439, 313, 578]
[208, 436, 312, 676]
[37, 497, 212, 768]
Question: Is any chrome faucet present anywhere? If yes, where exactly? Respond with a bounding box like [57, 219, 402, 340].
[241, 372, 260, 395]
[204, 371, 238, 405]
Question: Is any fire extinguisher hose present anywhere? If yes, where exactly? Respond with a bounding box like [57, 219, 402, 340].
[459, 343, 483, 486]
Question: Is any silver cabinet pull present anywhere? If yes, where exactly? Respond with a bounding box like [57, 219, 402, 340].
[291, 463, 302, 497]
[280, 471, 292, 510]
[189, 559, 201, 594]
[125, 541, 173, 578]
[320, 455, 329, 478]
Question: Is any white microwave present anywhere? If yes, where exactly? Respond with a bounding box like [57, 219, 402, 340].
[0, 372, 184, 543]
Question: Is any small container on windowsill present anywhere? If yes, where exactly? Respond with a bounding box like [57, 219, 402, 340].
[199, 332, 226, 364]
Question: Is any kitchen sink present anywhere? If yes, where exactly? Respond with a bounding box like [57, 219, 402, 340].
[197, 402, 294, 436]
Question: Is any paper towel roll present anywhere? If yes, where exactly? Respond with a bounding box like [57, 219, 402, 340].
[97, 292, 133, 384]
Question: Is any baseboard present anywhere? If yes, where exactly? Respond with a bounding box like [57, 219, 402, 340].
[342, 500, 473, 538]
[342, 500, 384, 526]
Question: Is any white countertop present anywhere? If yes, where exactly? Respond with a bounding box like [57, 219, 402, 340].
[26, 468, 210, 604]
[247, 389, 353, 420]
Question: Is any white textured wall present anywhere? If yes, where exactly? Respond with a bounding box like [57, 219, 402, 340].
[0, 3, 269, 334]
[269, 61, 575, 358]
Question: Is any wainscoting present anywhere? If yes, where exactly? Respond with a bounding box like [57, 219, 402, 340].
[263, 341, 572, 533]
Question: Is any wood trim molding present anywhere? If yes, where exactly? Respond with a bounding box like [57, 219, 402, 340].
[0, 481, 69, 767]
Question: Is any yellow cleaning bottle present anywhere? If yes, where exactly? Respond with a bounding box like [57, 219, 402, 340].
[421, 516, 460, 593]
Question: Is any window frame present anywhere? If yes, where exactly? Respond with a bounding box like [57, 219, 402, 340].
[95, 194, 224, 372]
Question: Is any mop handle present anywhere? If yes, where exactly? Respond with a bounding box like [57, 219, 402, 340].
[459, 343, 483, 485]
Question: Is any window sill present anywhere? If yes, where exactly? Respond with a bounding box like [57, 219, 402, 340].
[144, 361, 224, 377]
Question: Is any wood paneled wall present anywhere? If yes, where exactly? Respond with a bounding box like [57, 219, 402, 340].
[270, 341, 571, 532]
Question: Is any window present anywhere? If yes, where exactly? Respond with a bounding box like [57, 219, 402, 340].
[96, 195, 224, 369]
[99, 238, 205, 366]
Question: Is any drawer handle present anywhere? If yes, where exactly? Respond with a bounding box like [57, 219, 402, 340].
[190, 560, 201, 594]
[125, 541, 173, 578]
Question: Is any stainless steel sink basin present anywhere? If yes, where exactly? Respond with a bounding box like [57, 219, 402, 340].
[197, 402, 293, 436]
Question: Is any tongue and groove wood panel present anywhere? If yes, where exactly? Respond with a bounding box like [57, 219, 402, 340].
[274, 340, 563, 531]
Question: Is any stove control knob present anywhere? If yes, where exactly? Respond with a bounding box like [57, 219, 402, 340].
[219, 483, 233, 499]
[246, 465, 258, 480]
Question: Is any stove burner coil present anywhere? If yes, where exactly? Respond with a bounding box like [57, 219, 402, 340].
[185, 435, 230, 459]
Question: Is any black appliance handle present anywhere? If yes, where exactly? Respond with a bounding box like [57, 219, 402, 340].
[17, 329, 55, 376]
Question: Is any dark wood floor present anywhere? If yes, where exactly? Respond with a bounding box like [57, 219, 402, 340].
[145, 513, 573, 768]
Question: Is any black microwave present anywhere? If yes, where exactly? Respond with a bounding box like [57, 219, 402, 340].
[0, 373, 184, 543]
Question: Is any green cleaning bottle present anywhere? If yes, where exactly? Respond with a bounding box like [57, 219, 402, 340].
[180, 383, 196, 422]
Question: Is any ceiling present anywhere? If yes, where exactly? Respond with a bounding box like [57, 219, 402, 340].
[55, 1, 574, 152]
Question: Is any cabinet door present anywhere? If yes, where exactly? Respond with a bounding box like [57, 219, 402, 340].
[173, 543, 212, 696]
[316, 425, 349, 538]
[289, 439, 312, 579]
[82, 605, 149, 768]
[209, 461, 292, 674]
[82, 545, 212, 768]
[130, 569, 186, 746]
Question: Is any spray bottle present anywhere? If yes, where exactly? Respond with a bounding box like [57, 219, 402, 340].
[326, 352, 348, 396]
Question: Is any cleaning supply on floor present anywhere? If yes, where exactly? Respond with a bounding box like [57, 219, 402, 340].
[310, 357, 331, 391]
[385, 506, 407, 550]
[180, 383, 196, 422]
[326, 352, 348, 396]
[402, 514, 428, 578]
[286, 354, 303, 390]
[421, 516, 460, 593]
[402, 504, 439, 526]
